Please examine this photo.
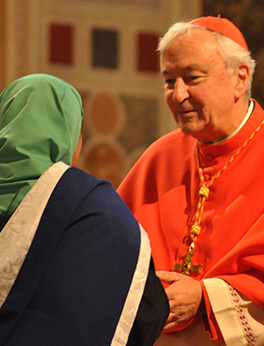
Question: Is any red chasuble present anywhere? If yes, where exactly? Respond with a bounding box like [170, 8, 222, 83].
[118, 100, 264, 337]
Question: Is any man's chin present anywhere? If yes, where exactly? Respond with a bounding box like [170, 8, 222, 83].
[179, 125, 202, 137]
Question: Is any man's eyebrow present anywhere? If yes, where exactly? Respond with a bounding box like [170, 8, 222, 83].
[161, 64, 204, 75]
[185, 64, 202, 71]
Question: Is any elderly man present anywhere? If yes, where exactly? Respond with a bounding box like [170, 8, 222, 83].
[118, 16, 264, 345]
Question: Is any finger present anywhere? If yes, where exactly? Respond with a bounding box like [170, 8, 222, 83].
[163, 311, 189, 331]
[163, 317, 179, 331]
[163, 322, 177, 331]
[156, 271, 180, 284]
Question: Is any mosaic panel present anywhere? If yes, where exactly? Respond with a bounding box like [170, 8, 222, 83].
[78, 93, 159, 187]
[118, 95, 158, 153]
[49, 23, 73, 65]
[92, 28, 119, 69]
[136, 32, 160, 73]
[81, 140, 125, 189]
[82, 93, 125, 137]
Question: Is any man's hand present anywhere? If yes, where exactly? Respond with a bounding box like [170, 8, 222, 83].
[156, 271, 202, 331]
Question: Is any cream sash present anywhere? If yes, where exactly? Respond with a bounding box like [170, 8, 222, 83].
[111, 224, 151, 346]
[0, 162, 69, 308]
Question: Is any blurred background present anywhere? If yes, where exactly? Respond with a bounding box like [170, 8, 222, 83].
[0, 0, 263, 188]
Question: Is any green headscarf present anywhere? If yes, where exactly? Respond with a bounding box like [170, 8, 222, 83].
[0, 73, 83, 215]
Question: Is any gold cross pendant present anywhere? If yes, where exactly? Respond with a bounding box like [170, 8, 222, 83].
[173, 250, 201, 276]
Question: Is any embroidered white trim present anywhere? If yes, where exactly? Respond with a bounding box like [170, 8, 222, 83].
[0, 162, 69, 308]
[203, 278, 247, 345]
[110, 224, 151, 346]
[203, 278, 264, 346]
[228, 285, 256, 345]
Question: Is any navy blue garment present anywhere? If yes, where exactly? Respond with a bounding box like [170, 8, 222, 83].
[0, 167, 168, 346]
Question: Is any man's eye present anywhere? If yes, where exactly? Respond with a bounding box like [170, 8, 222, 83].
[188, 76, 198, 80]
[185, 76, 201, 83]
[164, 79, 175, 85]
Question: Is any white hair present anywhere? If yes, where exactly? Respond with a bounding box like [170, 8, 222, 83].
[158, 22, 256, 100]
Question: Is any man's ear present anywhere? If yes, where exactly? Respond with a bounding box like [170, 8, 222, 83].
[234, 64, 251, 99]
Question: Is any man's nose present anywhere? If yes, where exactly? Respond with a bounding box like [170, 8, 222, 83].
[172, 79, 189, 103]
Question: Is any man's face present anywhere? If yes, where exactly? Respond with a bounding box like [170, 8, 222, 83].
[161, 29, 239, 143]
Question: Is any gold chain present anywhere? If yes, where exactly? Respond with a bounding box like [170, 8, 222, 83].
[174, 117, 264, 275]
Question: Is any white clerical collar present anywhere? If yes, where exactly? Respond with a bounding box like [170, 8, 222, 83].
[203, 100, 254, 145]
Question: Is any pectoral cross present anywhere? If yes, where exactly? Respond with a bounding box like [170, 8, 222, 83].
[174, 249, 201, 276]
[173, 179, 206, 276]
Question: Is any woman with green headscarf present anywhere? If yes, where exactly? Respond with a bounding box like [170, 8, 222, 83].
[0, 73, 83, 219]
[0, 74, 168, 346]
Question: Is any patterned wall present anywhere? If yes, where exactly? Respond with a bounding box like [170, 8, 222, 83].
[42, 0, 165, 188]
[78, 92, 158, 188]
[4, 0, 202, 188]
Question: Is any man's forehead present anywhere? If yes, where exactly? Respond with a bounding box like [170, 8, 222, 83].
[160, 32, 219, 73]
[161, 28, 219, 57]
[178, 28, 218, 45]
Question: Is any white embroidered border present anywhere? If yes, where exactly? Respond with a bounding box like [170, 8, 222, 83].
[110, 224, 151, 346]
[203, 278, 247, 346]
[228, 284, 256, 346]
[0, 162, 69, 308]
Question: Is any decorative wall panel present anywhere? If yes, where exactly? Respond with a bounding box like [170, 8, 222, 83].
[5, 0, 202, 187]
[136, 32, 160, 73]
[49, 23, 74, 64]
[92, 28, 119, 69]
[80, 92, 158, 188]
